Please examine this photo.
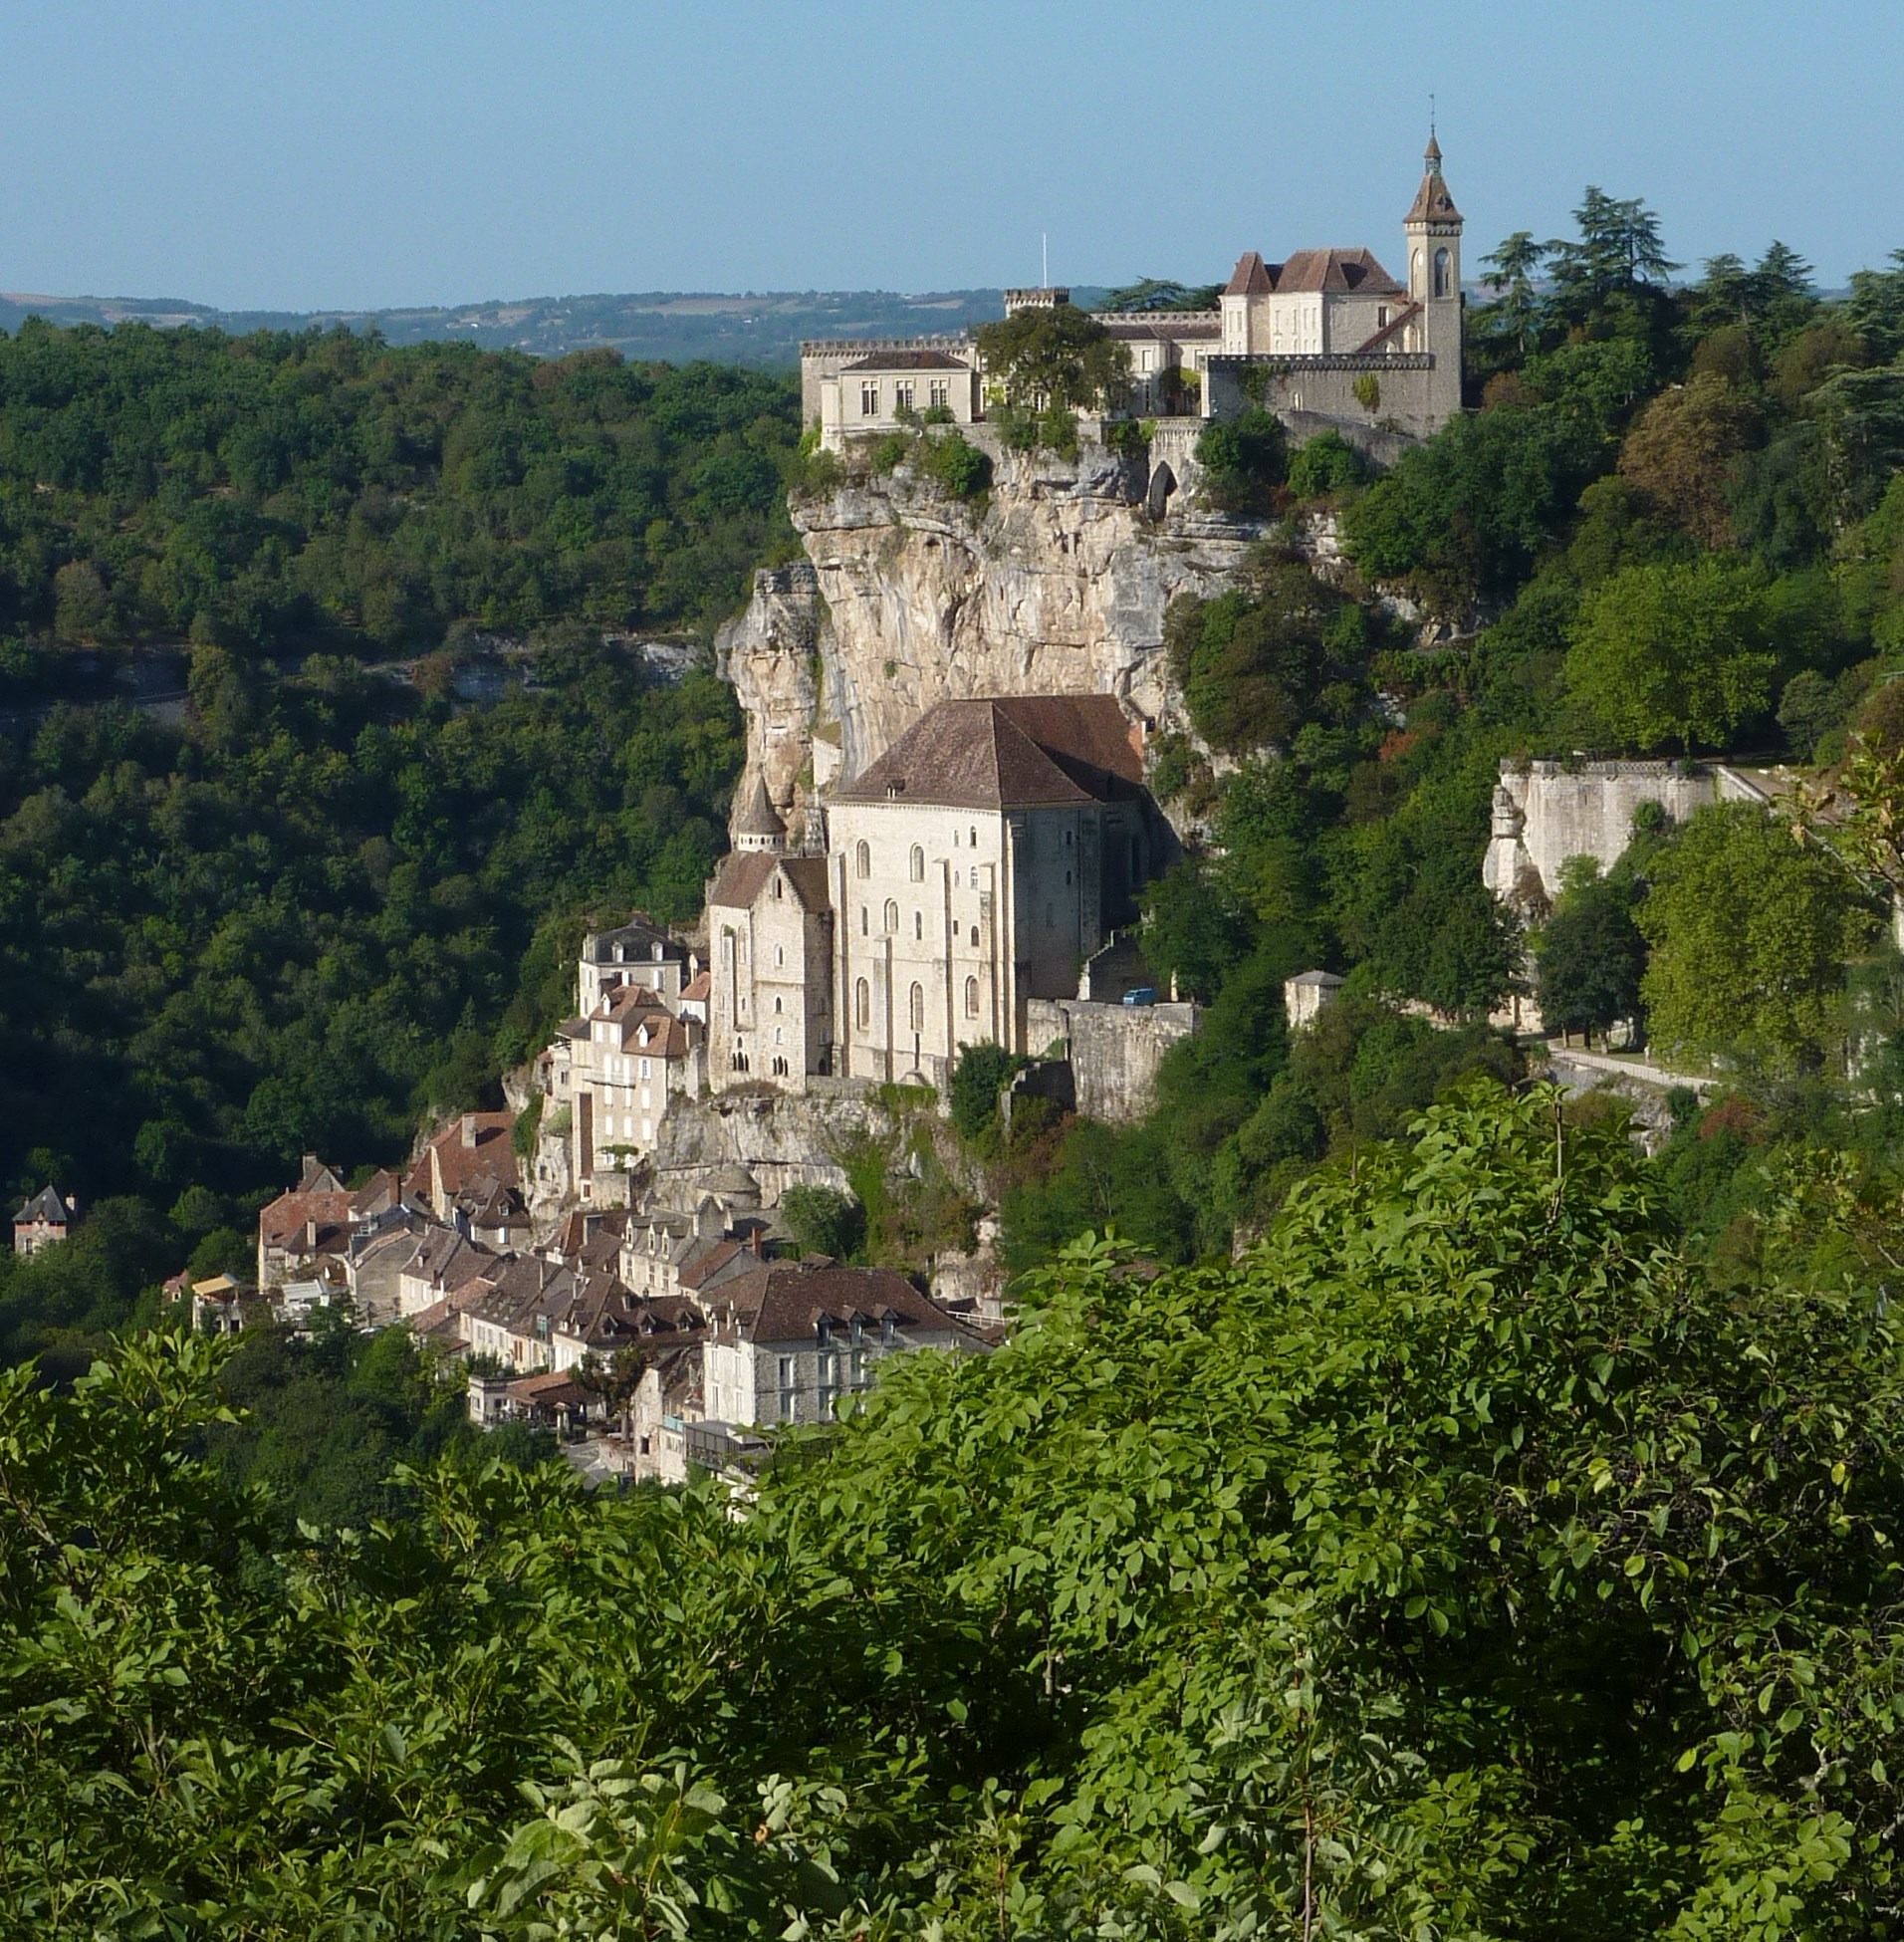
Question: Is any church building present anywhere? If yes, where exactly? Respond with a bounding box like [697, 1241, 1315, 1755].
[706, 695, 1169, 1093]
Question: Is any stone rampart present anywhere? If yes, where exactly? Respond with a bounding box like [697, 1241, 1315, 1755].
[1026, 997, 1198, 1124]
[1205, 354, 1442, 441]
[1482, 759, 1771, 911]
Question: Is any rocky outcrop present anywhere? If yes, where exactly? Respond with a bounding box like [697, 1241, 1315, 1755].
[647, 1085, 878, 1207]
[716, 435, 1267, 829]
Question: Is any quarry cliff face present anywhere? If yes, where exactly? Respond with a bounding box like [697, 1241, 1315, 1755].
[716, 437, 1262, 817]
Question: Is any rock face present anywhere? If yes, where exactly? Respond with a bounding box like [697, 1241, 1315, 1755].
[716, 434, 1265, 828]
[646, 1086, 877, 1207]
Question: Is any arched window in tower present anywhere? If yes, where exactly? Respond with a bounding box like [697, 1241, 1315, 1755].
[969, 924, 979, 947]
[883, 899, 898, 933]
[1412, 248, 1424, 295]
[1434, 248, 1451, 299]
[909, 844, 924, 882]
[854, 977, 869, 1029]
[913, 909, 923, 940]
[908, 982, 924, 1033]
[964, 975, 979, 1018]
[855, 841, 870, 879]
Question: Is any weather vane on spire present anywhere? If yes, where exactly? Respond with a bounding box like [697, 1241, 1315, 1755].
[1429, 92, 1436, 137]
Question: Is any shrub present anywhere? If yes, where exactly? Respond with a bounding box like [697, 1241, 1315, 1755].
[1196, 408, 1288, 514]
[918, 430, 992, 501]
[1287, 430, 1371, 500]
[949, 1041, 1027, 1143]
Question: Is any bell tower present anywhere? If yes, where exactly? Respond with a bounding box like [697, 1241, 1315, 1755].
[1403, 126, 1465, 427]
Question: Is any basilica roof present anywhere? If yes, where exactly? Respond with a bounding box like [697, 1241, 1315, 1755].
[833, 695, 1145, 811]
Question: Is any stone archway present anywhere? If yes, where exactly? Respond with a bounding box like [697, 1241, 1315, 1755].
[1144, 461, 1177, 521]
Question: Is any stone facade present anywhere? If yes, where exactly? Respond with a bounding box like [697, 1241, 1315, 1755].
[1024, 996, 1198, 1124]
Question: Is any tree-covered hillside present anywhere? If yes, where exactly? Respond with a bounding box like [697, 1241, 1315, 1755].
[0, 323, 800, 654]
[4, 1091, 1898, 1936]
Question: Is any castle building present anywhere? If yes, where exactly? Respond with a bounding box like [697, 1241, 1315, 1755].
[800, 134, 1464, 450]
[707, 695, 1166, 1093]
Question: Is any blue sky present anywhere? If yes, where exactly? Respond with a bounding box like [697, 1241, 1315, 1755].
[0, 0, 1898, 310]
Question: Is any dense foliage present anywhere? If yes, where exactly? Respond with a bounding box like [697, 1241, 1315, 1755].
[0, 646, 744, 1365]
[0, 322, 800, 654]
[5, 1090, 1901, 1935]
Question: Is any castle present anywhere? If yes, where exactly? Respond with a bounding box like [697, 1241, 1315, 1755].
[801, 133, 1464, 450]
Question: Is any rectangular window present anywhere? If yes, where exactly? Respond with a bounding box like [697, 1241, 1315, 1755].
[860, 379, 879, 416]
[778, 1355, 798, 1421]
[928, 377, 950, 409]
[818, 1350, 837, 1418]
[894, 379, 914, 412]
[638, 1057, 650, 1079]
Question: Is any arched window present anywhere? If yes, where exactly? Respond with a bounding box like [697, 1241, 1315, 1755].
[775, 945, 784, 966]
[854, 977, 869, 1029]
[1412, 247, 1424, 294]
[969, 925, 979, 946]
[774, 996, 783, 1014]
[1434, 248, 1451, 299]
[909, 844, 924, 882]
[883, 899, 899, 933]
[908, 982, 924, 1032]
[914, 909, 923, 940]
[855, 840, 870, 879]
[964, 976, 979, 1018]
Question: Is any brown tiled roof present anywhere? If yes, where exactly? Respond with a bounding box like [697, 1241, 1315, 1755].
[707, 851, 777, 911]
[425, 1112, 520, 1199]
[837, 350, 971, 372]
[835, 695, 1144, 810]
[680, 971, 711, 1002]
[1225, 251, 1274, 296]
[406, 1228, 497, 1293]
[1406, 160, 1461, 225]
[715, 1262, 965, 1345]
[259, 1188, 355, 1251]
[707, 852, 832, 915]
[1273, 247, 1403, 296]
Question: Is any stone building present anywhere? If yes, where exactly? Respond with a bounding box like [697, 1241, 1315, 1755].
[577, 913, 695, 1016]
[705, 851, 836, 1089]
[561, 982, 704, 1192]
[827, 694, 1162, 1086]
[12, 1185, 72, 1258]
[800, 133, 1464, 451]
[700, 1261, 974, 1430]
[1202, 134, 1464, 437]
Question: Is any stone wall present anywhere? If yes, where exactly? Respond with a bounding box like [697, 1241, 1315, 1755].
[1026, 996, 1199, 1124]
[1483, 759, 1771, 910]
[1204, 354, 1446, 441]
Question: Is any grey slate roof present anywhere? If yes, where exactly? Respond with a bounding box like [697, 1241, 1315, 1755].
[13, 1185, 69, 1226]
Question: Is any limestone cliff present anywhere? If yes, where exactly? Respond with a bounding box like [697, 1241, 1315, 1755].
[716, 434, 1265, 823]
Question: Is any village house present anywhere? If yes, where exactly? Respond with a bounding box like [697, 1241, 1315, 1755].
[408, 1111, 521, 1225]
[700, 1261, 976, 1430]
[12, 1185, 73, 1258]
[255, 1157, 404, 1293]
[558, 981, 704, 1196]
[577, 913, 698, 1016]
[397, 1225, 500, 1318]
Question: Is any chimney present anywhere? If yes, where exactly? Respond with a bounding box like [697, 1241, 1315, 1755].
[305, 1217, 318, 1250]
[461, 1112, 478, 1149]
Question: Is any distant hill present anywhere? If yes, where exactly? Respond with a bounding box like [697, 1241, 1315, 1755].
[0, 286, 1111, 368]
